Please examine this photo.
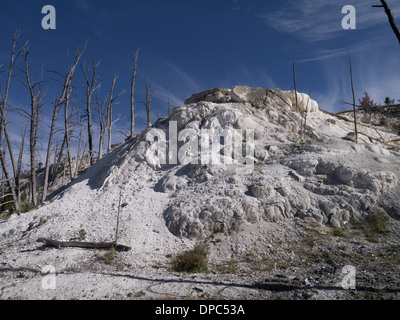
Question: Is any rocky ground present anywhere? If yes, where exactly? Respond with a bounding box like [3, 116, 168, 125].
[1, 86, 399, 300]
[1, 216, 399, 300]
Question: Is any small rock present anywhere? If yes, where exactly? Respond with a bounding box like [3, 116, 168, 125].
[250, 184, 276, 199]
[312, 212, 324, 224]
[231, 86, 267, 106]
[327, 119, 336, 125]
[343, 132, 357, 142]
[268, 145, 279, 153]
[289, 170, 305, 183]
[329, 215, 342, 228]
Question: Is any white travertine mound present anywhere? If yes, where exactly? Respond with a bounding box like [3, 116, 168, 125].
[2, 86, 399, 243]
[1, 86, 400, 300]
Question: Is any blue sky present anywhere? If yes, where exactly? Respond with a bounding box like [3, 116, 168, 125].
[1, 0, 400, 166]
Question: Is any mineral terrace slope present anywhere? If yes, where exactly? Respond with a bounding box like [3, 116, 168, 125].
[1, 86, 399, 300]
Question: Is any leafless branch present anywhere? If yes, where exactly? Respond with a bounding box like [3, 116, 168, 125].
[373, 0, 400, 44]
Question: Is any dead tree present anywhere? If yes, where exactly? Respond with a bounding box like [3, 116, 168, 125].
[95, 92, 107, 161]
[168, 96, 172, 116]
[0, 31, 21, 213]
[130, 49, 139, 138]
[42, 42, 86, 203]
[16, 126, 27, 205]
[37, 237, 131, 251]
[16, 43, 44, 206]
[144, 78, 158, 128]
[373, 0, 400, 44]
[64, 84, 76, 182]
[107, 76, 117, 154]
[42, 100, 61, 201]
[115, 189, 122, 246]
[303, 94, 311, 141]
[95, 75, 125, 160]
[74, 116, 88, 178]
[293, 63, 306, 142]
[293, 62, 299, 113]
[106, 74, 126, 154]
[348, 49, 358, 143]
[51, 135, 67, 184]
[51, 140, 61, 183]
[81, 58, 101, 166]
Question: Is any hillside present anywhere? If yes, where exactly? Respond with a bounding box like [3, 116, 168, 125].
[1, 86, 400, 300]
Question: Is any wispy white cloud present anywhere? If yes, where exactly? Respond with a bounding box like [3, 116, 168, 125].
[258, 0, 400, 114]
[158, 89, 184, 108]
[356, 51, 400, 105]
[310, 38, 400, 113]
[259, 1, 341, 42]
[160, 59, 204, 95]
[259, 0, 400, 42]
[312, 62, 351, 112]
[296, 48, 349, 64]
[147, 57, 205, 107]
[148, 79, 185, 108]
[76, 0, 90, 11]
[222, 63, 276, 89]
[230, 0, 250, 11]
[295, 37, 381, 63]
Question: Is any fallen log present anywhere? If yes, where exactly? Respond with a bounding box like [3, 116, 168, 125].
[386, 138, 400, 144]
[37, 238, 131, 252]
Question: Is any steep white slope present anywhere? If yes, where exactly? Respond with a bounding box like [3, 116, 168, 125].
[1, 86, 400, 299]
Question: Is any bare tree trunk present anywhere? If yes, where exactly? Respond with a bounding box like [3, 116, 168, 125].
[115, 189, 122, 246]
[42, 99, 60, 202]
[107, 77, 116, 154]
[52, 136, 66, 185]
[81, 58, 101, 166]
[76, 142, 88, 178]
[87, 98, 94, 166]
[106, 74, 126, 154]
[1, 124, 20, 209]
[30, 120, 38, 206]
[62, 159, 66, 186]
[303, 95, 311, 141]
[42, 42, 86, 203]
[51, 142, 59, 183]
[130, 49, 139, 138]
[373, 0, 400, 44]
[0, 140, 19, 213]
[144, 78, 158, 128]
[0, 141, 19, 212]
[64, 85, 76, 182]
[18, 44, 43, 206]
[0, 31, 20, 213]
[293, 62, 299, 113]
[16, 126, 27, 205]
[348, 49, 358, 143]
[99, 131, 105, 160]
[96, 93, 107, 161]
[168, 96, 172, 116]
[28, 65, 39, 206]
[1, 171, 5, 206]
[3, 126, 17, 181]
[74, 117, 85, 178]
